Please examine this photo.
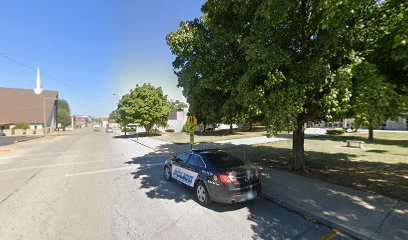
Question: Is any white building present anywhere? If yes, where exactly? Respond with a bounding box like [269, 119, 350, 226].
[383, 117, 407, 130]
[167, 108, 188, 132]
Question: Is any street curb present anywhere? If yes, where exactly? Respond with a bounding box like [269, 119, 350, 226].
[259, 192, 377, 240]
[116, 132, 374, 239]
[14, 136, 44, 143]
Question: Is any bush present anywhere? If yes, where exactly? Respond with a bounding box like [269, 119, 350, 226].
[326, 129, 345, 135]
[14, 122, 30, 130]
[182, 124, 188, 132]
[150, 128, 161, 133]
[165, 129, 175, 132]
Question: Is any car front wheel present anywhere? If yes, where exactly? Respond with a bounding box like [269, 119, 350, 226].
[164, 165, 172, 181]
[196, 182, 211, 206]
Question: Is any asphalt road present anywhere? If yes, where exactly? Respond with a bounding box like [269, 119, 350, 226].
[0, 129, 351, 240]
[0, 135, 40, 147]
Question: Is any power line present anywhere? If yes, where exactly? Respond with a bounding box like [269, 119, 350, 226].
[0, 51, 37, 72]
[0, 50, 114, 100]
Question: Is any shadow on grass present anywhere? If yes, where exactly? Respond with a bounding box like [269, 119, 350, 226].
[365, 149, 388, 153]
[228, 144, 408, 202]
[307, 134, 408, 148]
[194, 127, 267, 137]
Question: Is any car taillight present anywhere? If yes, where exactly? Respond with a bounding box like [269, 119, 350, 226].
[218, 173, 238, 184]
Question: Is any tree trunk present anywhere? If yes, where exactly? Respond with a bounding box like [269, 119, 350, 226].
[144, 123, 154, 134]
[292, 121, 306, 171]
[368, 126, 374, 141]
[203, 123, 206, 132]
[249, 122, 253, 130]
[229, 123, 233, 134]
[124, 124, 127, 136]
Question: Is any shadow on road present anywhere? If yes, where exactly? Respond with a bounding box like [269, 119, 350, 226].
[123, 142, 343, 239]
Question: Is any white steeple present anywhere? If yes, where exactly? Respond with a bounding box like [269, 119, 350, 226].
[34, 67, 43, 95]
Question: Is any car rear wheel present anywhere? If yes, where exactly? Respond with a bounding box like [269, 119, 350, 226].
[164, 165, 172, 181]
[196, 182, 211, 206]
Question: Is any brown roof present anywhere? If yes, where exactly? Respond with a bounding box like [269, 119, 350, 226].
[0, 87, 58, 125]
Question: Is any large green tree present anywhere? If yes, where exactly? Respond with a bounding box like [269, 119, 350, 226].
[57, 109, 71, 129]
[167, 14, 255, 129]
[57, 99, 71, 129]
[168, 0, 375, 171]
[350, 0, 408, 139]
[352, 62, 404, 140]
[167, 20, 226, 126]
[58, 99, 70, 112]
[358, 0, 407, 88]
[115, 84, 171, 134]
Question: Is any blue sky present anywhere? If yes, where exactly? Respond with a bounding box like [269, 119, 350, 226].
[0, 0, 204, 116]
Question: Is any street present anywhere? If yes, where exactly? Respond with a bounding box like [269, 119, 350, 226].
[0, 129, 348, 240]
[0, 135, 40, 147]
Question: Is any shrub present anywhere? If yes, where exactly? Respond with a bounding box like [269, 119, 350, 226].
[165, 129, 175, 132]
[14, 122, 30, 130]
[182, 124, 188, 132]
[326, 129, 345, 135]
[150, 128, 161, 133]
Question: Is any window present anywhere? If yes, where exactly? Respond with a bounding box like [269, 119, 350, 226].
[189, 154, 205, 168]
[177, 152, 190, 163]
[203, 152, 244, 170]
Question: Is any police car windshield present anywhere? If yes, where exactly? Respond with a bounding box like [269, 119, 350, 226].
[203, 152, 245, 169]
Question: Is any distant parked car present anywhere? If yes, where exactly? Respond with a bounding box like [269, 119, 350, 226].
[106, 127, 113, 133]
[0, 133, 5, 136]
[93, 125, 101, 131]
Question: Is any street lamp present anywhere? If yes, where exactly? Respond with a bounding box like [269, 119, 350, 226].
[113, 93, 120, 104]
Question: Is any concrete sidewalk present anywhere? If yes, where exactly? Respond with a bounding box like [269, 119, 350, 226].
[261, 169, 408, 240]
[128, 135, 408, 239]
[133, 135, 289, 153]
[213, 136, 288, 145]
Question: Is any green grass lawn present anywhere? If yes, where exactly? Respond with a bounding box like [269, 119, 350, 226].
[151, 126, 267, 144]
[225, 131, 408, 202]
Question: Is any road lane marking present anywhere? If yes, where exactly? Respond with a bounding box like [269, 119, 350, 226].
[65, 163, 163, 177]
[0, 152, 124, 164]
[0, 158, 125, 173]
[0, 151, 83, 159]
[0, 154, 167, 166]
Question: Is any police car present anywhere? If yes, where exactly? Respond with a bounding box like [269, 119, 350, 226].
[164, 149, 261, 206]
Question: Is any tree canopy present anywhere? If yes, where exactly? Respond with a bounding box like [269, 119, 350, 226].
[115, 84, 171, 133]
[57, 99, 71, 128]
[58, 99, 70, 113]
[58, 109, 72, 128]
[350, 0, 408, 140]
[168, 0, 381, 171]
[352, 62, 404, 139]
[170, 100, 188, 112]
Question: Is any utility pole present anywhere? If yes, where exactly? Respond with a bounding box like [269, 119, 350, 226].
[43, 97, 46, 134]
[43, 97, 58, 135]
